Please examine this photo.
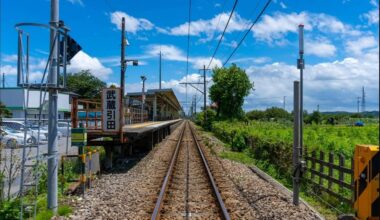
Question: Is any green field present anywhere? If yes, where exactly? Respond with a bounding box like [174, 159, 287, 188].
[212, 120, 378, 156]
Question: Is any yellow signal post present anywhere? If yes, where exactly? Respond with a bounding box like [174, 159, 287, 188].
[354, 145, 379, 219]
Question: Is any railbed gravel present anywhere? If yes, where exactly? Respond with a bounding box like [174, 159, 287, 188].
[196, 126, 322, 220]
[69, 121, 320, 219]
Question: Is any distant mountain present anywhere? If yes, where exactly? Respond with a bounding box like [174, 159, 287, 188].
[321, 111, 379, 117]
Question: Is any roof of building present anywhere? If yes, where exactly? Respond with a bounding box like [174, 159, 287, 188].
[127, 88, 182, 111]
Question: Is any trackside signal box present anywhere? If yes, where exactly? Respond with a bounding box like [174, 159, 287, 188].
[354, 145, 379, 219]
[71, 128, 87, 146]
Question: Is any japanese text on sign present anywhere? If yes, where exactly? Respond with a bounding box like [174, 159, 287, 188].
[102, 88, 121, 131]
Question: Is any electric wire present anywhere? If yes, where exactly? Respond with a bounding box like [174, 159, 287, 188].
[185, 0, 192, 114]
[206, 0, 239, 70]
[223, 0, 272, 66]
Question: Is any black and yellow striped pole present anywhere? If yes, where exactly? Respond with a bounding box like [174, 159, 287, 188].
[354, 145, 379, 219]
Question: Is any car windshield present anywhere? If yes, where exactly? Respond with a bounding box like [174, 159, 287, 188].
[2, 127, 21, 134]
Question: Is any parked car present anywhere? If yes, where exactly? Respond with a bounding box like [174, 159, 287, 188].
[32, 125, 62, 140]
[1, 121, 48, 143]
[0, 127, 33, 148]
[57, 122, 71, 136]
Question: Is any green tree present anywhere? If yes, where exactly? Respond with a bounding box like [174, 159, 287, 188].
[66, 70, 106, 99]
[0, 102, 11, 118]
[246, 110, 266, 120]
[195, 109, 217, 131]
[209, 64, 253, 118]
[265, 107, 290, 120]
[305, 111, 322, 124]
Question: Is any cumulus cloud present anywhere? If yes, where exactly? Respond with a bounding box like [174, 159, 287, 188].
[110, 11, 154, 34]
[0, 65, 17, 75]
[306, 39, 337, 57]
[167, 12, 250, 39]
[145, 44, 222, 69]
[345, 36, 378, 56]
[253, 11, 361, 44]
[245, 49, 379, 111]
[68, 51, 113, 80]
[362, 9, 379, 25]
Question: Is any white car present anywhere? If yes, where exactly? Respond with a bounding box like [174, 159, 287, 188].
[57, 122, 71, 137]
[1, 121, 48, 144]
[0, 127, 34, 148]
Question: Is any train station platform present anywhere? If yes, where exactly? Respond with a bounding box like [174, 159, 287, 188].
[123, 119, 182, 135]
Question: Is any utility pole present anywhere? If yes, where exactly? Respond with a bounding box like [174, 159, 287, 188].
[159, 50, 162, 90]
[357, 97, 361, 113]
[141, 75, 146, 123]
[361, 86, 365, 113]
[120, 17, 126, 138]
[283, 96, 286, 110]
[194, 94, 197, 115]
[317, 104, 320, 112]
[203, 65, 207, 123]
[47, 0, 59, 213]
[179, 65, 209, 124]
[297, 24, 305, 157]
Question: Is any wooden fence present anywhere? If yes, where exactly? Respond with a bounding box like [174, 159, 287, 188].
[304, 150, 354, 205]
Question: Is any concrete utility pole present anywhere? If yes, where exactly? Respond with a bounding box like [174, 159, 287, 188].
[203, 65, 207, 122]
[141, 75, 147, 123]
[47, 0, 59, 213]
[120, 17, 126, 138]
[297, 24, 305, 157]
[293, 81, 301, 206]
[357, 97, 361, 113]
[159, 50, 162, 90]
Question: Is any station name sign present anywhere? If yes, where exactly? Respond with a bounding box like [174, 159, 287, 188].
[102, 88, 121, 132]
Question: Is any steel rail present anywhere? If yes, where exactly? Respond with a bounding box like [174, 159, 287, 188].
[188, 123, 231, 220]
[151, 121, 186, 220]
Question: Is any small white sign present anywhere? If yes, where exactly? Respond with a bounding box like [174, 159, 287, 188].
[102, 88, 121, 131]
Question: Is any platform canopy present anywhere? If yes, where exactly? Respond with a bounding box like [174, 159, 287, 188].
[126, 88, 182, 121]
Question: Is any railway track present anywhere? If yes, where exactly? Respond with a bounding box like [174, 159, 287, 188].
[151, 121, 230, 220]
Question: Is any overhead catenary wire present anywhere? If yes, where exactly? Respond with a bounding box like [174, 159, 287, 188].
[223, 0, 272, 66]
[185, 0, 192, 114]
[206, 0, 239, 70]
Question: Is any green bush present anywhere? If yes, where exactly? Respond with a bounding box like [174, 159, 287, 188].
[58, 205, 72, 216]
[0, 199, 20, 220]
[195, 109, 217, 131]
[36, 209, 53, 220]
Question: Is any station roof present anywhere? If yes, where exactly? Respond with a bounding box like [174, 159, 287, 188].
[126, 88, 182, 111]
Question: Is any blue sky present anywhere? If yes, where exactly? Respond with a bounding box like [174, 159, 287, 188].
[1, 0, 379, 113]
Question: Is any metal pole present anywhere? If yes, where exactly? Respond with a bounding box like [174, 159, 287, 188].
[17, 30, 22, 86]
[26, 34, 29, 84]
[120, 17, 126, 140]
[141, 76, 146, 123]
[203, 65, 207, 124]
[159, 50, 162, 90]
[47, 0, 59, 213]
[293, 81, 300, 206]
[297, 24, 304, 158]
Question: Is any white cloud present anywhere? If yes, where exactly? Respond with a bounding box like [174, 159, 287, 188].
[110, 11, 154, 34]
[68, 51, 113, 80]
[345, 36, 378, 56]
[168, 12, 250, 38]
[0, 65, 17, 75]
[66, 0, 84, 6]
[230, 57, 271, 64]
[306, 39, 337, 57]
[362, 9, 379, 25]
[253, 11, 361, 44]
[145, 44, 222, 69]
[245, 49, 379, 111]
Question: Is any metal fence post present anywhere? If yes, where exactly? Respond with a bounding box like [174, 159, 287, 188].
[293, 81, 301, 205]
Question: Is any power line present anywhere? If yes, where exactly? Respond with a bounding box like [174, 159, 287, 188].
[223, 0, 272, 66]
[184, 0, 193, 115]
[207, 0, 239, 69]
